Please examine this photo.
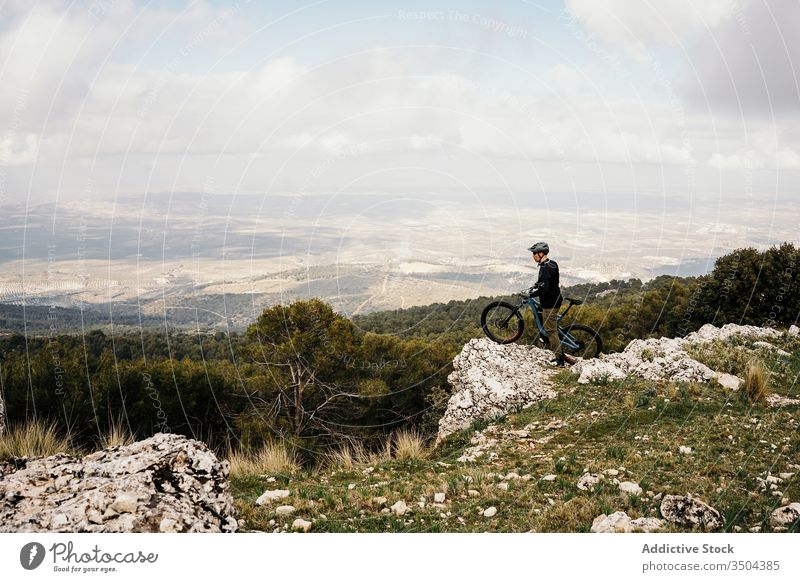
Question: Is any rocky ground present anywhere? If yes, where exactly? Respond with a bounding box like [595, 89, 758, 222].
[0, 434, 238, 532]
[231, 323, 800, 532]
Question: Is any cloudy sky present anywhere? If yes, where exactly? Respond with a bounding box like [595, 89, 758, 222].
[0, 0, 798, 211]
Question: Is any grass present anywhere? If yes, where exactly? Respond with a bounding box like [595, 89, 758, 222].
[0, 420, 72, 462]
[742, 360, 769, 404]
[98, 418, 135, 449]
[230, 333, 800, 533]
[228, 441, 301, 478]
[392, 428, 427, 461]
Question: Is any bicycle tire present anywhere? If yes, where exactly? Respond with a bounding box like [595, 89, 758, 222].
[560, 323, 603, 358]
[481, 301, 525, 344]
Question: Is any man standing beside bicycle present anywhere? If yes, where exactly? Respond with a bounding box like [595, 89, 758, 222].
[527, 241, 577, 368]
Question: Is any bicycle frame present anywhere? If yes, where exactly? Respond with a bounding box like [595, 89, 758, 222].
[509, 295, 582, 350]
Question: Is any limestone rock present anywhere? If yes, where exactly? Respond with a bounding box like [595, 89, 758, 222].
[437, 339, 557, 441]
[391, 500, 409, 516]
[769, 503, 800, 528]
[256, 489, 291, 505]
[275, 505, 296, 516]
[577, 472, 600, 491]
[574, 323, 787, 386]
[619, 481, 643, 496]
[483, 506, 497, 517]
[0, 433, 237, 533]
[660, 494, 721, 531]
[684, 323, 781, 343]
[591, 511, 663, 533]
[434, 492, 446, 503]
[292, 518, 312, 532]
[789, 325, 799, 337]
[714, 372, 741, 391]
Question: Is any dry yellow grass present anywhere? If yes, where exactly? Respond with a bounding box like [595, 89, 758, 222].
[743, 360, 769, 404]
[98, 418, 135, 449]
[324, 437, 392, 470]
[228, 441, 300, 478]
[392, 428, 427, 461]
[0, 420, 72, 461]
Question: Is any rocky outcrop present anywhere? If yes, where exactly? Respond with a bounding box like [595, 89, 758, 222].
[574, 323, 787, 386]
[438, 323, 793, 442]
[659, 494, 721, 531]
[0, 433, 237, 533]
[437, 339, 557, 442]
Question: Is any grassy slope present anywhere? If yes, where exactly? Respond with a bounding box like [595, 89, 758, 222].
[232, 332, 800, 533]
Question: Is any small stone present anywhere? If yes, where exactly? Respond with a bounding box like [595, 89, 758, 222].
[679, 446, 692, 455]
[391, 500, 409, 516]
[483, 506, 497, 518]
[256, 489, 290, 505]
[348, 483, 356, 490]
[577, 473, 600, 491]
[434, 492, 446, 503]
[540, 474, 557, 482]
[275, 505, 295, 516]
[467, 489, 480, 497]
[619, 481, 643, 496]
[372, 496, 388, 506]
[159, 517, 179, 532]
[497, 482, 509, 491]
[109, 492, 138, 514]
[604, 469, 619, 477]
[292, 518, 312, 532]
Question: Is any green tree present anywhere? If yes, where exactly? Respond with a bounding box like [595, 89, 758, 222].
[242, 299, 362, 438]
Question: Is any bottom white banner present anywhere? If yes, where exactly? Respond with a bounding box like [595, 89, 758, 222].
[1, 533, 797, 581]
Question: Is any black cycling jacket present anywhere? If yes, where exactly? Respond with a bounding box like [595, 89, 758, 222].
[531, 258, 563, 309]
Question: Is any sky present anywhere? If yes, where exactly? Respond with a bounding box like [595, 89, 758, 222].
[0, 0, 799, 212]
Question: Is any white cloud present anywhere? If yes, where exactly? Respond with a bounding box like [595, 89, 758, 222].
[564, 0, 740, 53]
[1, 0, 798, 203]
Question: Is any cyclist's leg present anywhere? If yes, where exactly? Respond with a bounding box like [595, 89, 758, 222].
[541, 308, 563, 358]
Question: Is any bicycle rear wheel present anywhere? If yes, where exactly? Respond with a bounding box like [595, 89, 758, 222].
[481, 301, 524, 344]
[560, 323, 602, 359]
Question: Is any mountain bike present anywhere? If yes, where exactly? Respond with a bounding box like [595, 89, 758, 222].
[480, 291, 602, 358]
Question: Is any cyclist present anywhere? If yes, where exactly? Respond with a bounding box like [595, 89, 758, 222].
[527, 241, 576, 367]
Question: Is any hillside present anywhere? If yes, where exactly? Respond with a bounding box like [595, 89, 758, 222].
[231, 323, 800, 533]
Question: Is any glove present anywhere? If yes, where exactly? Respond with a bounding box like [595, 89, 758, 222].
[527, 284, 539, 296]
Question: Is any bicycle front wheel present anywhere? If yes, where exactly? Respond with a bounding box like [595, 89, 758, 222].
[560, 323, 603, 359]
[481, 301, 524, 344]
